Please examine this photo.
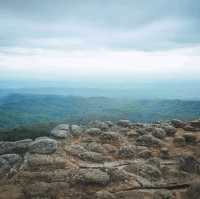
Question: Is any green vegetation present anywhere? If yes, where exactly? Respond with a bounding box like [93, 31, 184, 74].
[0, 94, 200, 140]
[0, 123, 57, 141]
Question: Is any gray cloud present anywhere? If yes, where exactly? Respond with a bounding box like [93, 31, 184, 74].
[0, 0, 200, 51]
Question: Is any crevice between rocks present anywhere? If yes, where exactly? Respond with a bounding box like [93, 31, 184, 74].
[110, 183, 190, 193]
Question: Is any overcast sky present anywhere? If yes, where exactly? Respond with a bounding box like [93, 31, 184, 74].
[0, 0, 200, 82]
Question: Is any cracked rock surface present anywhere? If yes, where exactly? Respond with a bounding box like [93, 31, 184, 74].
[0, 119, 200, 199]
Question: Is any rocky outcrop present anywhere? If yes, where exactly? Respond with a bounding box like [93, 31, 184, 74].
[51, 124, 70, 138]
[29, 137, 57, 154]
[0, 139, 32, 155]
[0, 119, 200, 199]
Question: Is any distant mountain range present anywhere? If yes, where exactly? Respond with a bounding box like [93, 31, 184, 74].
[0, 93, 200, 128]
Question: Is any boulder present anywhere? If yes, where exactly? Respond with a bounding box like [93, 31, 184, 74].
[87, 142, 106, 154]
[29, 137, 57, 154]
[174, 136, 186, 147]
[160, 148, 170, 159]
[100, 132, 121, 144]
[0, 158, 10, 177]
[80, 151, 110, 163]
[95, 190, 115, 199]
[152, 128, 166, 139]
[26, 154, 66, 170]
[126, 130, 139, 138]
[183, 124, 198, 132]
[137, 150, 152, 159]
[107, 167, 129, 182]
[71, 125, 83, 136]
[117, 145, 136, 159]
[0, 139, 32, 155]
[51, 124, 70, 138]
[117, 120, 131, 127]
[89, 121, 109, 131]
[16, 169, 72, 184]
[105, 121, 114, 127]
[65, 144, 87, 157]
[115, 190, 153, 199]
[153, 190, 173, 199]
[171, 119, 186, 128]
[183, 133, 197, 144]
[190, 119, 200, 128]
[103, 144, 117, 153]
[136, 135, 162, 147]
[124, 162, 161, 181]
[161, 124, 177, 136]
[136, 128, 148, 136]
[24, 182, 69, 198]
[85, 128, 102, 136]
[0, 154, 22, 168]
[0, 185, 25, 199]
[186, 182, 200, 199]
[146, 157, 161, 169]
[75, 169, 110, 185]
[25, 182, 54, 198]
[178, 155, 200, 174]
[119, 127, 130, 134]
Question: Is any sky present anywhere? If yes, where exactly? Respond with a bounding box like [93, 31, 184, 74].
[0, 0, 200, 84]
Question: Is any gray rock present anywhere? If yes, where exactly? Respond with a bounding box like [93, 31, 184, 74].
[95, 190, 115, 199]
[0, 158, 10, 177]
[173, 136, 186, 147]
[136, 128, 149, 135]
[184, 124, 198, 132]
[0, 154, 22, 167]
[24, 181, 69, 198]
[190, 119, 200, 128]
[160, 148, 170, 159]
[105, 121, 114, 127]
[117, 145, 136, 159]
[178, 155, 200, 174]
[119, 127, 130, 134]
[65, 144, 87, 157]
[89, 121, 109, 131]
[126, 130, 139, 138]
[124, 161, 161, 181]
[183, 133, 197, 144]
[136, 135, 162, 147]
[0, 185, 25, 199]
[80, 151, 109, 163]
[29, 137, 57, 154]
[153, 190, 173, 199]
[117, 120, 131, 127]
[87, 142, 106, 154]
[161, 124, 177, 136]
[85, 128, 102, 136]
[100, 132, 121, 144]
[26, 154, 66, 169]
[51, 124, 70, 138]
[146, 157, 161, 169]
[171, 119, 186, 128]
[114, 190, 153, 199]
[152, 128, 166, 139]
[71, 125, 83, 136]
[0, 139, 32, 155]
[186, 182, 200, 199]
[137, 150, 152, 159]
[76, 169, 110, 185]
[103, 144, 117, 153]
[107, 168, 129, 182]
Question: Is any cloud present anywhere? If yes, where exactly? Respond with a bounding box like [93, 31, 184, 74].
[0, 0, 200, 82]
[1, 45, 200, 81]
[0, 0, 199, 51]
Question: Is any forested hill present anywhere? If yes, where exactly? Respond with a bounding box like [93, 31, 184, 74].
[0, 94, 200, 128]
